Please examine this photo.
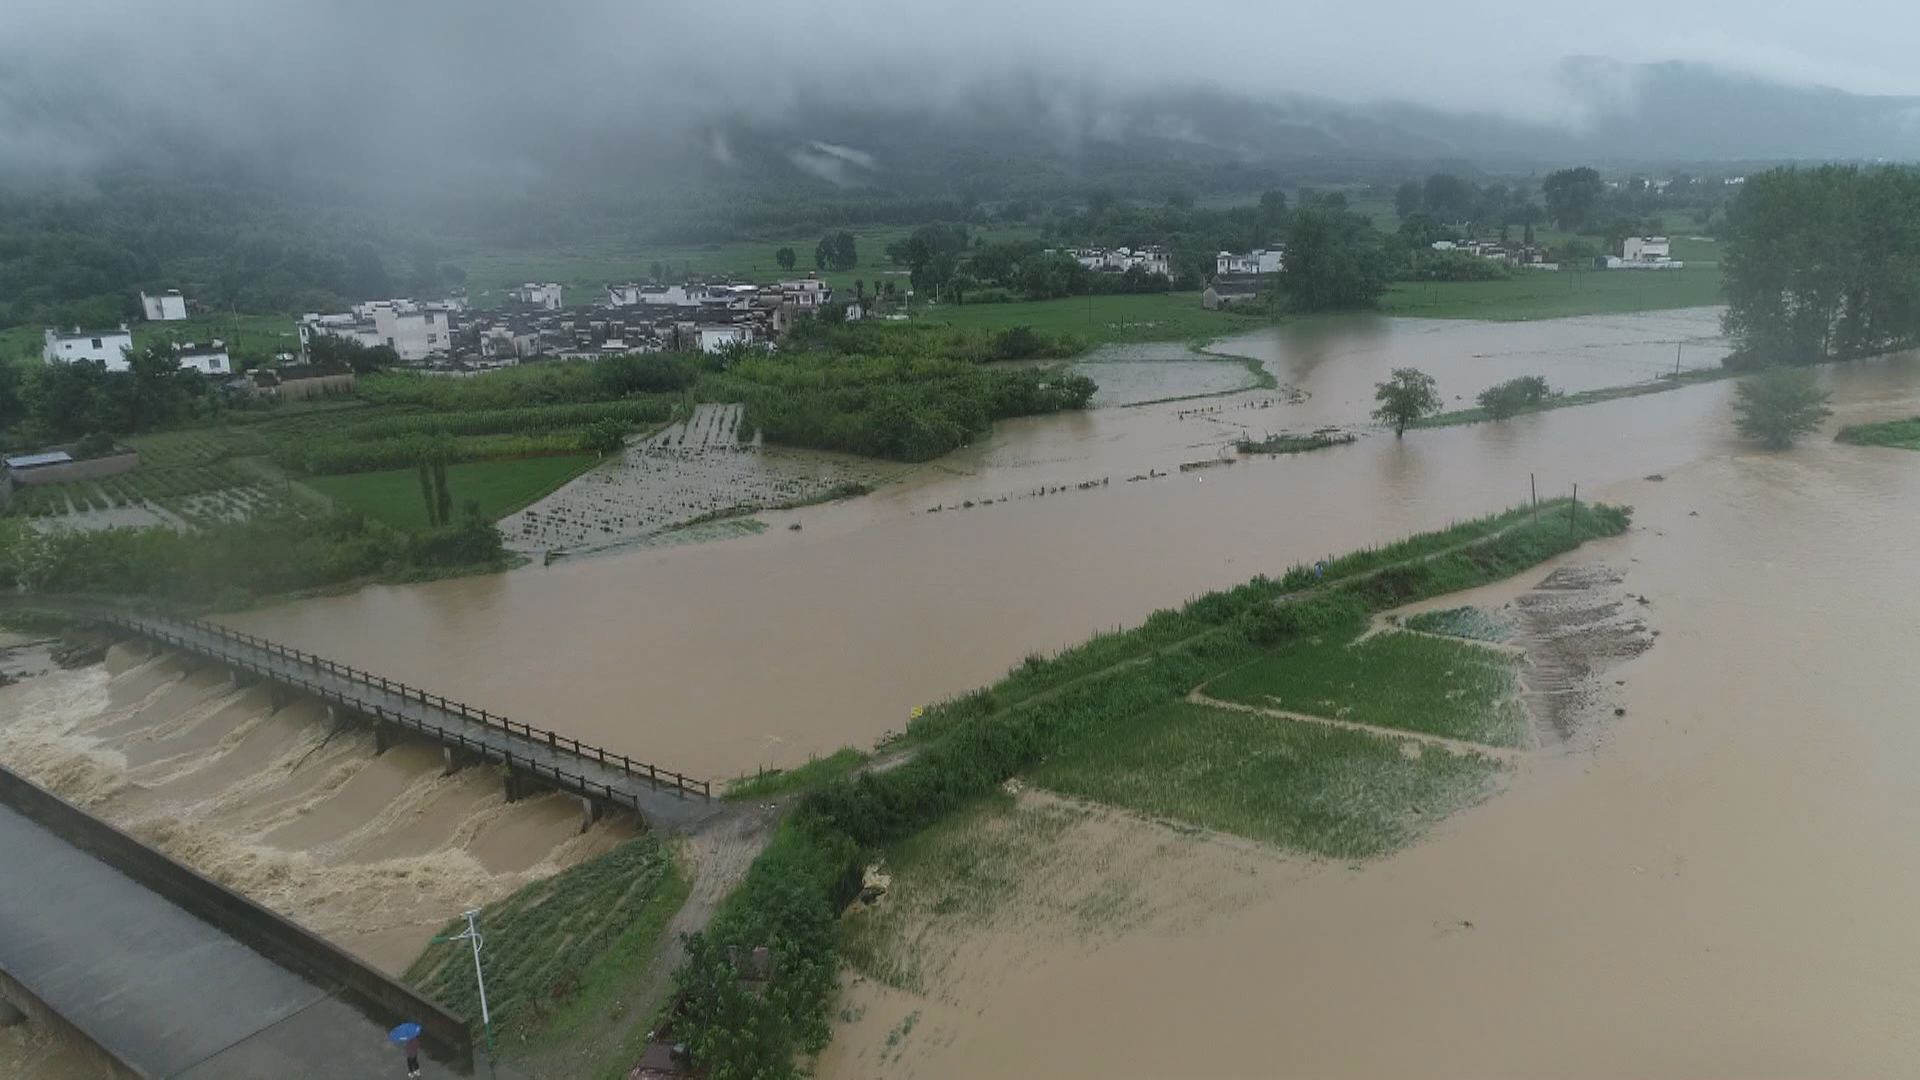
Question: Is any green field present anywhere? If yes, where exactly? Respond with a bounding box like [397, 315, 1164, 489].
[1205, 629, 1530, 747]
[1382, 264, 1724, 321]
[303, 454, 598, 530]
[1836, 417, 1920, 450]
[1031, 701, 1504, 858]
[919, 291, 1263, 346]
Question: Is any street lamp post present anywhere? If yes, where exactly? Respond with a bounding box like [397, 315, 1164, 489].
[439, 908, 493, 1052]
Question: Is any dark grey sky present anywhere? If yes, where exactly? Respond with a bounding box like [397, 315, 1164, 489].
[4, 0, 1917, 170]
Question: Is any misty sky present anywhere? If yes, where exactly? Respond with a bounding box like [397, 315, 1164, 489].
[4, 0, 1918, 171]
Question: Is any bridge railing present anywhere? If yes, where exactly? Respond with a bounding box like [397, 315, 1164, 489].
[103, 613, 710, 803]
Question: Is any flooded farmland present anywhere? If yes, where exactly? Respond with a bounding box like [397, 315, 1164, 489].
[224, 307, 1916, 783]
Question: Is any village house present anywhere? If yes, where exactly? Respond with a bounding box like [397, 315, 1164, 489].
[1202, 273, 1264, 309]
[1053, 246, 1173, 278]
[1216, 248, 1285, 275]
[42, 326, 134, 370]
[175, 341, 232, 376]
[510, 282, 564, 310]
[298, 298, 463, 362]
[139, 289, 188, 321]
[1605, 236, 1684, 270]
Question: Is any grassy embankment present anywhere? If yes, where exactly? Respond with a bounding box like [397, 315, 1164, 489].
[1382, 264, 1724, 321]
[664, 499, 1631, 1078]
[1836, 417, 1920, 450]
[406, 835, 691, 1071]
[1412, 366, 1733, 429]
[923, 291, 1266, 348]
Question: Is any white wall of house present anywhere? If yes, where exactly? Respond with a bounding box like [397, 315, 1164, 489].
[514, 283, 563, 309]
[140, 290, 188, 321]
[366, 303, 449, 361]
[43, 328, 133, 371]
[696, 325, 752, 353]
[176, 344, 232, 376]
[1622, 236, 1672, 261]
[1216, 249, 1284, 275]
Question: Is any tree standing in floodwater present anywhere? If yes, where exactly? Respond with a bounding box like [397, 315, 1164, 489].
[1733, 367, 1833, 449]
[1373, 368, 1442, 437]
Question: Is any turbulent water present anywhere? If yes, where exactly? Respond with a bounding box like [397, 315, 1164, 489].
[0, 647, 637, 978]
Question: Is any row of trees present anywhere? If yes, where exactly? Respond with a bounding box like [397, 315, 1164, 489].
[1722, 165, 1920, 366]
[0, 343, 229, 447]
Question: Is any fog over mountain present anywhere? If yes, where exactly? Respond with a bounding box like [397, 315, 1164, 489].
[2, 0, 1917, 196]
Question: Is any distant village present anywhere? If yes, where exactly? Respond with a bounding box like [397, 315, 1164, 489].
[36, 230, 1693, 386]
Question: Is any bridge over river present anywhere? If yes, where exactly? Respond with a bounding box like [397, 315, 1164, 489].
[101, 611, 719, 831]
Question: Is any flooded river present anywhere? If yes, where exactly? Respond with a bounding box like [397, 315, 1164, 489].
[223, 308, 1913, 786]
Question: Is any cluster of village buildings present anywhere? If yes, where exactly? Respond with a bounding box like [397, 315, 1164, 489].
[40, 274, 844, 382]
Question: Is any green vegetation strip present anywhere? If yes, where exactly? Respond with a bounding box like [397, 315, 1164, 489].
[1836, 417, 1920, 450]
[407, 836, 689, 1050]
[1033, 701, 1503, 858]
[1381, 265, 1724, 321]
[1236, 431, 1355, 455]
[726, 748, 870, 802]
[1412, 368, 1732, 429]
[668, 501, 1631, 1079]
[303, 455, 599, 530]
[1205, 629, 1529, 747]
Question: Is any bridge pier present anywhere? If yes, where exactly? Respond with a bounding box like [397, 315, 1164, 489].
[579, 796, 603, 833]
[442, 746, 477, 775]
[268, 685, 289, 713]
[0, 995, 24, 1028]
[227, 667, 258, 690]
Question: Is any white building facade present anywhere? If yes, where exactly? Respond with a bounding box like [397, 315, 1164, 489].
[140, 290, 188, 321]
[1216, 248, 1285, 275]
[176, 342, 232, 376]
[512, 282, 564, 310]
[43, 327, 134, 371]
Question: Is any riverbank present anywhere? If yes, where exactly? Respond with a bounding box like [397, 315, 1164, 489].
[820, 437, 1920, 1079]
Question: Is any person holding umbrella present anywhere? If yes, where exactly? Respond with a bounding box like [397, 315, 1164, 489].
[390, 1022, 424, 1078]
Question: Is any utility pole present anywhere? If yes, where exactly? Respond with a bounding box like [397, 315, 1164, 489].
[438, 909, 493, 1052]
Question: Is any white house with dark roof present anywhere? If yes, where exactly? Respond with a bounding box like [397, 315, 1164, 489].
[43, 326, 134, 371]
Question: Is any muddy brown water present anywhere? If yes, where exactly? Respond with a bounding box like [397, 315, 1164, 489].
[223, 308, 1918, 787]
[820, 432, 1920, 1078]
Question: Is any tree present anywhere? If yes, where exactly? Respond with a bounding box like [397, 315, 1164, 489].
[1732, 367, 1832, 449]
[1372, 368, 1441, 436]
[814, 231, 857, 272]
[1423, 173, 1476, 223]
[1542, 167, 1604, 230]
[1394, 180, 1424, 220]
[775, 247, 796, 272]
[580, 418, 627, 456]
[1277, 206, 1389, 312]
[1476, 375, 1554, 420]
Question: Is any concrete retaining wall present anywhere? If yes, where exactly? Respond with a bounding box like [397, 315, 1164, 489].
[0, 766, 475, 1073]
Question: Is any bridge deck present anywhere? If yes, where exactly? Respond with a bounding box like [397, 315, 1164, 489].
[109, 613, 719, 831]
[0, 800, 423, 1078]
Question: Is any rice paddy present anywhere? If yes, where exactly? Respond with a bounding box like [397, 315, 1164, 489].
[1030, 701, 1505, 859]
[1203, 628, 1530, 748]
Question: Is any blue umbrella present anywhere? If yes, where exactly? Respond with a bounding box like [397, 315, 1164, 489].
[389, 1022, 423, 1044]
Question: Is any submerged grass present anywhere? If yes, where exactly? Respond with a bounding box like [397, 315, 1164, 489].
[1205, 629, 1529, 747]
[1235, 431, 1356, 455]
[1402, 605, 1514, 642]
[1032, 702, 1504, 859]
[1836, 416, 1920, 450]
[406, 835, 689, 1048]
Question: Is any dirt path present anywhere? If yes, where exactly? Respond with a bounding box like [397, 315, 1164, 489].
[1185, 689, 1528, 762]
[513, 803, 783, 1080]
